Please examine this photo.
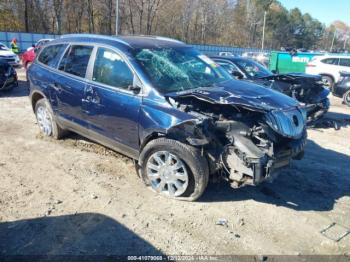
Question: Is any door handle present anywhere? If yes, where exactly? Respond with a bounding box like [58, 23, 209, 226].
[51, 82, 62, 92]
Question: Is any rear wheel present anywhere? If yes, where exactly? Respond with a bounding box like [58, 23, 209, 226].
[35, 98, 66, 139]
[321, 75, 334, 88]
[139, 138, 209, 201]
[343, 90, 350, 107]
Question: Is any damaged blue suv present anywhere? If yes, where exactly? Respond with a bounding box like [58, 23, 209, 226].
[28, 34, 307, 201]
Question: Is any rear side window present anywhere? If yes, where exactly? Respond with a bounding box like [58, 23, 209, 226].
[339, 58, 350, 67]
[321, 58, 339, 65]
[58, 45, 93, 78]
[92, 47, 133, 89]
[216, 61, 240, 74]
[38, 44, 67, 68]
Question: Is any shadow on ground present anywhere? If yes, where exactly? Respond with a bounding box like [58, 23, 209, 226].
[309, 111, 350, 130]
[0, 81, 29, 98]
[200, 140, 350, 212]
[0, 213, 162, 255]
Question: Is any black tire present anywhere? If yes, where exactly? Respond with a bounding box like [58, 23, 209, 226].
[139, 138, 209, 201]
[321, 75, 334, 88]
[343, 90, 350, 107]
[34, 98, 67, 139]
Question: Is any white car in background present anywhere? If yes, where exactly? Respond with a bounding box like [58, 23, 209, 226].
[0, 42, 21, 67]
[305, 55, 350, 87]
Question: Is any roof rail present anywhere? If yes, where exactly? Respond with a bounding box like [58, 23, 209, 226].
[154, 36, 185, 44]
[120, 34, 185, 44]
[60, 34, 131, 47]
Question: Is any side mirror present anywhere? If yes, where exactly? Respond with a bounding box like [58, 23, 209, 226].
[128, 84, 141, 94]
[271, 70, 277, 74]
[232, 71, 244, 79]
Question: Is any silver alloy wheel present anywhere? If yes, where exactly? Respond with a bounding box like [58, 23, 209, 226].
[146, 151, 189, 197]
[345, 91, 350, 106]
[321, 76, 332, 88]
[36, 106, 53, 136]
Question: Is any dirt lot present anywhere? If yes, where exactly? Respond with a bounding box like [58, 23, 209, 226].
[0, 68, 350, 256]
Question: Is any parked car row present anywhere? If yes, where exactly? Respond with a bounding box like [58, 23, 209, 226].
[27, 34, 307, 200]
[0, 42, 21, 67]
[305, 55, 350, 106]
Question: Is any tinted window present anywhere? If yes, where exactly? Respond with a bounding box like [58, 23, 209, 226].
[38, 44, 67, 68]
[234, 59, 273, 78]
[59, 45, 93, 78]
[216, 61, 240, 74]
[321, 58, 339, 65]
[339, 58, 350, 67]
[92, 48, 133, 89]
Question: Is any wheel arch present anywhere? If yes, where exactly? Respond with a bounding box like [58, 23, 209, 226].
[30, 90, 46, 112]
[319, 73, 335, 82]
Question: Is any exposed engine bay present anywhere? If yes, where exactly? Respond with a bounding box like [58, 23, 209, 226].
[166, 90, 307, 188]
[256, 73, 330, 123]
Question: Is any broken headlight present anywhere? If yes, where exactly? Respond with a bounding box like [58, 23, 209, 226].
[265, 108, 306, 139]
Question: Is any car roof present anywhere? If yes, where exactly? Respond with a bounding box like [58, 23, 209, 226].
[37, 39, 53, 42]
[52, 34, 186, 51]
[210, 56, 252, 63]
[315, 55, 350, 59]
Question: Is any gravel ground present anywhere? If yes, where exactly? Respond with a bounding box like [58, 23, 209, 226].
[0, 68, 350, 256]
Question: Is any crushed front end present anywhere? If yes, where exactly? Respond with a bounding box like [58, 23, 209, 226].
[166, 88, 307, 188]
[219, 109, 306, 187]
[261, 73, 330, 123]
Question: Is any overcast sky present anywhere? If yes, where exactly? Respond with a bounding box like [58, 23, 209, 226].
[279, 0, 350, 26]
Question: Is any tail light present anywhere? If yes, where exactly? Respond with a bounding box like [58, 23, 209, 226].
[306, 63, 316, 67]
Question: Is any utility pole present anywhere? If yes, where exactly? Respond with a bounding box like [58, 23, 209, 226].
[116, 0, 119, 35]
[330, 29, 336, 52]
[261, 11, 267, 50]
[343, 36, 348, 50]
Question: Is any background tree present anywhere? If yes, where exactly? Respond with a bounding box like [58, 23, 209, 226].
[0, 0, 349, 52]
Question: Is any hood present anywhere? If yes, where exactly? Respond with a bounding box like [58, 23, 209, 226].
[259, 72, 322, 82]
[0, 50, 16, 57]
[165, 79, 299, 112]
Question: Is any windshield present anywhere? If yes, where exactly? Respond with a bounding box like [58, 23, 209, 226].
[235, 59, 273, 78]
[134, 47, 232, 93]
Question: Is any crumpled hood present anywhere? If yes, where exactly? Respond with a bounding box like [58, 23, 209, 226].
[166, 79, 299, 112]
[260, 72, 323, 81]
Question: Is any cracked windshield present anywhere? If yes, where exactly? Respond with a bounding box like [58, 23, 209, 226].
[135, 48, 232, 93]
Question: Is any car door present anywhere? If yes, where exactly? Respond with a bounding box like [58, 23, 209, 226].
[55, 44, 94, 129]
[319, 57, 340, 81]
[82, 46, 142, 156]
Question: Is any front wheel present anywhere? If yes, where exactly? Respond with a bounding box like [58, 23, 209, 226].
[343, 90, 350, 107]
[139, 138, 209, 201]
